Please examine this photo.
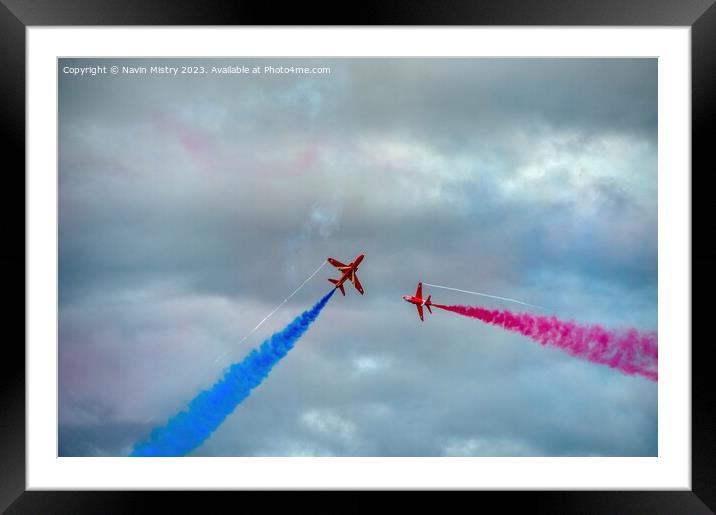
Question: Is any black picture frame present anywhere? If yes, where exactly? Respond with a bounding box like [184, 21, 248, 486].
[3, 1, 713, 512]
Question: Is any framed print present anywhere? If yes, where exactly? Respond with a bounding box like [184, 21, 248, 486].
[4, 0, 714, 512]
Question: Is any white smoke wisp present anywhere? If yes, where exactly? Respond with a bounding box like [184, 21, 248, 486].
[213, 260, 328, 365]
[423, 282, 552, 313]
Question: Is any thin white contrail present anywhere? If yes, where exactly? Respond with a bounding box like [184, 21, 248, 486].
[238, 260, 328, 343]
[423, 282, 552, 313]
[214, 260, 329, 365]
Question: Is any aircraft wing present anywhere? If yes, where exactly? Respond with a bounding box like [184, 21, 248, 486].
[327, 257, 347, 269]
[416, 282, 423, 298]
[353, 273, 364, 295]
[416, 303, 424, 321]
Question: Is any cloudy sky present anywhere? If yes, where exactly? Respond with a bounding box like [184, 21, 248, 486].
[58, 58, 657, 457]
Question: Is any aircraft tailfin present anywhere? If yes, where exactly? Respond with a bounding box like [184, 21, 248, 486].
[329, 278, 346, 296]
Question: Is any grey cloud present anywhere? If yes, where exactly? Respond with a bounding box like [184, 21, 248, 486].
[59, 422, 153, 457]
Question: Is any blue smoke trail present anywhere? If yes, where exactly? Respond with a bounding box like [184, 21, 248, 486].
[130, 289, 336, 457]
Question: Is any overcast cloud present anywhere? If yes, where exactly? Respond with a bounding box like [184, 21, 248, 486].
[58, 58, 657, 457]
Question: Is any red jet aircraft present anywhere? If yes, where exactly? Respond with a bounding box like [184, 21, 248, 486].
[402, 282, 433, 321]
[327, 253, 365, 296]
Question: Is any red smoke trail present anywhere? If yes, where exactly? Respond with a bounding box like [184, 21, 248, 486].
[433, 304, 657, 381]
